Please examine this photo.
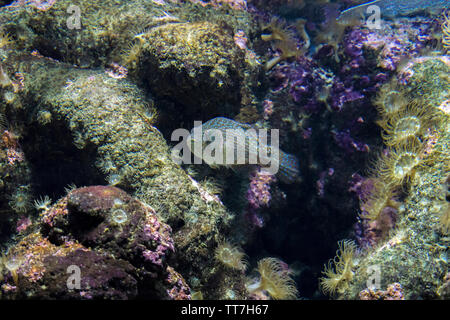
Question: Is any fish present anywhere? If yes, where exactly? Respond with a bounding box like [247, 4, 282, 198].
[187, 117, 300, 184]
[337, 0, 449, 22]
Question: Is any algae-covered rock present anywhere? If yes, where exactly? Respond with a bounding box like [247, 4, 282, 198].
[342, 58, 450, 300]
[0, 186, 196, 299]
[0, 232, 139, 299]
[0, 51, 246, 298]
[129, 20, 247, 118]
[0, 0, 260, 120]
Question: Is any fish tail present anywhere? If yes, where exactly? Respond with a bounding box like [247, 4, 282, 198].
[277, 151, 300, 184]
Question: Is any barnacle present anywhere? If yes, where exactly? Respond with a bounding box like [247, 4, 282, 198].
[320, 240, 357, 296]
[374, 140, 423, 189]
[215, 241, 247, 271]
[246, 257, 298, 299]
[378, 102, 435, 146]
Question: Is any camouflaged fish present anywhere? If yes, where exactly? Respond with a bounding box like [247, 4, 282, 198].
[187, 117, 300, 184]
[337, 0, 449, 22]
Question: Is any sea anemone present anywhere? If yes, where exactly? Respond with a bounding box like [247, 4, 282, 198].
[33, 195, 52, 212]
[107, 173, 122, 186]
[2, 253, 23, 285]
[261, 18, 301, 70]
[109, 208, 129, 225]
[246, 257, 298, 300]
[320, 240, 357, 296]
[121, 39, 143, 68]
[261, 17, 295, 43]
[374, 140, 423, 189]
[215, 241, 247, 271]
[0, 30, 13, 49]
[373, 85, 409, 118]
[378, 102, 435, 147]
[9, 185, 32, 214]
[360, 179, 400, 221]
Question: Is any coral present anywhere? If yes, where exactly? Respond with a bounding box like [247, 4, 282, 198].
[45, 185, 175, 271]
[0, 52, 243, 297]
[246, 168, 276, 210]
[320, 240, 356, 296]
[359, 282, 404, 300]
[246, 257, 298, 299]
[215, 241, 247, 271]
[166, 266, 191, 300]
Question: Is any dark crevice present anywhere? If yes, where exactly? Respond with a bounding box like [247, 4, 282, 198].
[21, 119, 105, 201]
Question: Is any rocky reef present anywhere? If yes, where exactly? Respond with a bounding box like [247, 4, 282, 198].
[0, 0, 448, 300]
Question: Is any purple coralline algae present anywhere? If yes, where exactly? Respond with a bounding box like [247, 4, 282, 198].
[244, 168, 277, 228]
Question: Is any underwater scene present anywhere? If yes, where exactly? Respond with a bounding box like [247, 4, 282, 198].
[0, 0, 448, 302]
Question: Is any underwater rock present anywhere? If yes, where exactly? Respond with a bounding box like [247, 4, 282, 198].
[0, 186, 194, 299]
[340, 58, 450, 299]
[129, 21, 251, 119]
[42, 185, 175, 274]
[0, 52, 246, 298]
[0, 232, 139, 299]
[0, 0, 260, 121]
